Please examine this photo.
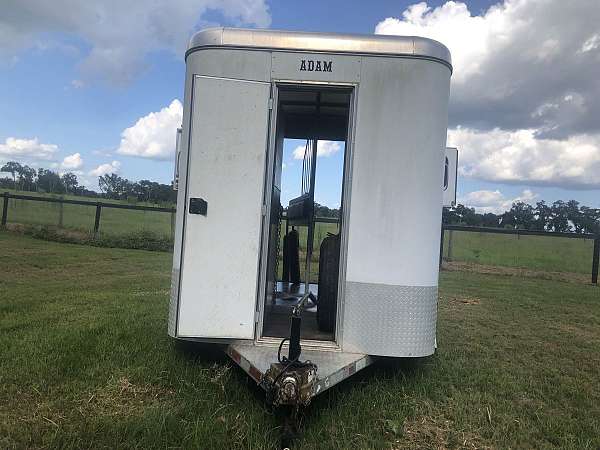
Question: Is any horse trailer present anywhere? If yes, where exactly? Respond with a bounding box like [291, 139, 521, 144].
[169, 27, 454, 411]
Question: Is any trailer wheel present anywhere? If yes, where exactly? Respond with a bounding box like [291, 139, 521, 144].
[317, 233, 340, 332]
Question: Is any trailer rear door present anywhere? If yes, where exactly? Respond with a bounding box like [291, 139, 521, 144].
[176, 75, 271, 339]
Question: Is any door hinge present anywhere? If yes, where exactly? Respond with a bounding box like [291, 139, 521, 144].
[261, 204, 267, 216]
[268, 98, 274, 110]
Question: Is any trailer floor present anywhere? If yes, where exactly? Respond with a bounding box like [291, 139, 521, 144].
[262, 282, 335, 341]
[262, 308, 334, 341]
[227, 343, 373, 396]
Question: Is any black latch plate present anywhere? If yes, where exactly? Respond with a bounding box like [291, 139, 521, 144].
[189, 197, 208, 216]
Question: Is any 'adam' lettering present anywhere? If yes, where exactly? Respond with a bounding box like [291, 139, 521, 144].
[299, 59, 333, 72]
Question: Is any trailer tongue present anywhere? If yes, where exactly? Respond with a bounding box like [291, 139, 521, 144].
[230, 291, 374, 407]
[226, 344, 373, 404]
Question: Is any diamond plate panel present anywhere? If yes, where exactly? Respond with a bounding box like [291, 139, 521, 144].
[342, 282, 437, 357]
[168, 268, 180, 337]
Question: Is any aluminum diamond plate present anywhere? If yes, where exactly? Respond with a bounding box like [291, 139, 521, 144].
[342, 282, 437, 357]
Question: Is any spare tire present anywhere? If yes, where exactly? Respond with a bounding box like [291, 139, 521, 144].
[317, 233, 340, 332]
[282, 229, 301, 285]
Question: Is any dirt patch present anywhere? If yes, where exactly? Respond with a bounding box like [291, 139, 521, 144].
[385, 415, 490, 450]
[452, 296, 480, 305]
[81, 377, 175, 418]
[555, 323, 600, 342]
[439, 295, 482, 309]
[443, 260, 590, 284]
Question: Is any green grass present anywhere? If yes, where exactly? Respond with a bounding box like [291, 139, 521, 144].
[1, 231, 599, 449]
[442, 229, 595, 275]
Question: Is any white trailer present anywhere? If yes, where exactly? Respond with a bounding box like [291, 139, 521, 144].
[169, 27, 453, 409]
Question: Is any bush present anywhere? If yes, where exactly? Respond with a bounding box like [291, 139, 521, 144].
[6, 224, 173, 252]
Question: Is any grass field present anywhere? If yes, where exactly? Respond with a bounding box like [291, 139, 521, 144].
[1, 231, 599, 449]
[442, 230, 595, 275]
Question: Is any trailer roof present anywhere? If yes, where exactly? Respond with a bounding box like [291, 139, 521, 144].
[187, 28, 452, 70]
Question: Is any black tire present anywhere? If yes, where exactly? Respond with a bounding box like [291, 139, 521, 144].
[317, 233, 340, 332]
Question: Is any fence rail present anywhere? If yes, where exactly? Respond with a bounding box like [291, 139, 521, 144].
[440, 224, 599, 285]
[1, 191, 176, 234]
[1, 191, 598, 284]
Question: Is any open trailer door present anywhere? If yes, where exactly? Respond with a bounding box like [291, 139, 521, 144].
[175, 75, 271, 339]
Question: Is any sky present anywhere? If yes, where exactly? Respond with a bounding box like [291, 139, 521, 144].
[1, 0, 599, 213]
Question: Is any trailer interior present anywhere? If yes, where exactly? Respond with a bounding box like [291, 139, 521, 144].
[260, 85, 352, 344]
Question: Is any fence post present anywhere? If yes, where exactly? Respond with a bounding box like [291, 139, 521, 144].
[447, 229, 454, 261]
[94, 203, 102, 234]
[592, 236, 599, 285]
[439, 226, 445, 268]
[1, 192, 8, 227]
[58, 196, 64, 228]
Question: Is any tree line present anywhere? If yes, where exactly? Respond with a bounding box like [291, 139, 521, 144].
[0, 161, 175, 205]
[97, 173, 175, 204]
[2, 160, 599, 233]
[444, 201, 600, 234]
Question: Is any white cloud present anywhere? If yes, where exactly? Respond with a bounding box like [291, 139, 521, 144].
[0, 137, 58, 161]
[579, 33, 600, 53]
[375, 1, 600, 138]
[292, 141, 342, 160]
[376, 1, 600, 191]
[89, 160, 120, 177]
[459, 189, 537, 214]
[448, 127, 600, 189]
[0, 0, 271, 84]
[117, 99, 182, 160]
[376, 1, 499, 83]
[61, 152, 83, 169]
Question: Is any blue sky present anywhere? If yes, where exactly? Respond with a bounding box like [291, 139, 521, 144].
[1, 0, 599, 212]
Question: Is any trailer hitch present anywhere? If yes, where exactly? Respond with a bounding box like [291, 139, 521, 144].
[261, 291, 318, 408]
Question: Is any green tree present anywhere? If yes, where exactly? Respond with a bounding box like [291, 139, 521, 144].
[61, 172, 79, 194]
[550, 200, 570, 232]
[533, 201, 552, 231]
[98, 173, 129, 199]
[1, 161, 22, 189]
[37, 168, 65, 194]
[18, 165, 36, 191]
[502, 202, 535, 229]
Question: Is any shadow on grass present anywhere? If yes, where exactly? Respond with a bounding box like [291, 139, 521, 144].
[309, 355, 434, 409]
[172, 339, 270, 405]
[172, 339, 229, 364]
